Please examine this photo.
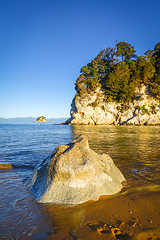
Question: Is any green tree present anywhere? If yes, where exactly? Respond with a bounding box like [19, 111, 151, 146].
[116, 41, 137, 63]
[75, 74, 87, 95]
[105, 62, 133, 102]
[149, 42, 160, 97]
[136, 56, 155, 85]
[75, 41, 160, 100]
[153, 42, 160, 74]
[150, 73, 160, 97]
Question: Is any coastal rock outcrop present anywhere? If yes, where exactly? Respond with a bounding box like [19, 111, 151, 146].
[34, 116, 47, 123]
[27, 135, 125, 205]
[65, 85, 160, 125]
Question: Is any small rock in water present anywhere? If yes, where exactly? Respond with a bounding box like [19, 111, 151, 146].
[27, 135, 125, 205]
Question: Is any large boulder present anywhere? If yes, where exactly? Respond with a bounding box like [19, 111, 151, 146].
[27, 135, 125, 205]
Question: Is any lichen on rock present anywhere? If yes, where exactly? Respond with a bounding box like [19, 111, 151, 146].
[27, 135, 125, 205]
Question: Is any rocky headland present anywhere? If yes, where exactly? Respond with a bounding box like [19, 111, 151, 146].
[65, 41, 160, 125]
[27, 135, 125, 205]
[65, 85, 160, 125]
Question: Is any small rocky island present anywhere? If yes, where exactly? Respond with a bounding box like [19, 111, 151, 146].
[65, 41, 160, 125]
[34, 116, 47, 123]
[27, 135, 125, 205]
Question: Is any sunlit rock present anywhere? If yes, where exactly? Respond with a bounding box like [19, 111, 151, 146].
[27, 135, 125, 205]
[0, 164, 13, 169]
[34, 116, 47, 123]
[65, 85, 160, 125]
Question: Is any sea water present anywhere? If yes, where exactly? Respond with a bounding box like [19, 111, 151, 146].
[0, 124, 160, 239]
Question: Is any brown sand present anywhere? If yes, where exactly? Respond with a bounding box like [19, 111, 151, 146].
[43, 186, 160, 240]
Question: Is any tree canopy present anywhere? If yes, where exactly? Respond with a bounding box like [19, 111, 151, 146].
[75, 41, 160, 102]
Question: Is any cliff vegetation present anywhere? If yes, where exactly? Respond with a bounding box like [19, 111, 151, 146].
[75, 41, 160, 102]
[65, 41, 160, 125]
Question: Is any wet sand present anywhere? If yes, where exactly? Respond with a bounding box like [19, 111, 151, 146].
[1, 125, 160, 239]
[0, 169, 53, 239]
[43, 186, 160, 240]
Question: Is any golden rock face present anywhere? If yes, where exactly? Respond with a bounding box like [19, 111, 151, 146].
[27, 135, 125, 205]
[0, 164, 13, 169]
[65, 86, 160, 125]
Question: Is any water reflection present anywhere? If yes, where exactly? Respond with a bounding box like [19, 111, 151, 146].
[1, 125, 160, 239]
[42, 125, 160, 239]
[0, 170, 53, 239]
[43, 185, 160, 240]
[71, 125, 160, 188]
[43, 204, 84, 236]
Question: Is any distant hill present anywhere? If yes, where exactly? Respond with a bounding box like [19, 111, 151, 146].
[0, 117, 68, 124]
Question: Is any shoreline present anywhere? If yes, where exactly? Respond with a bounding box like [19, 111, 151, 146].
[43, 187, 160, 239]
[64, 122, 160, 126]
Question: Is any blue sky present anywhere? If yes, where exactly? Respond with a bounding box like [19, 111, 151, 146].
[0, 0, 160, 118]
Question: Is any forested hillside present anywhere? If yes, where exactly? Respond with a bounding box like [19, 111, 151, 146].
[75, 41, 160, 103]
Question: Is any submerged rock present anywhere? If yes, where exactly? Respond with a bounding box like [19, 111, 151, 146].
[27, 135, 125, 205]
[0, 163, 13, 169]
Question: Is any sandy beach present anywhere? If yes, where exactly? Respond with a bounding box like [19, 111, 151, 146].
[1, 125, 160, 239]
[43, 186, 160, 240]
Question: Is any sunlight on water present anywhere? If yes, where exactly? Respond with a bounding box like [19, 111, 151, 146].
[0, 124, 160, 239]
[0, 170, 53, 239]
[71, 125, 160, 188]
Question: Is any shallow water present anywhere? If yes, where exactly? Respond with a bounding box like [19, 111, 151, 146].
[71, 125, 160, 189]
[0, 124, 160, 239]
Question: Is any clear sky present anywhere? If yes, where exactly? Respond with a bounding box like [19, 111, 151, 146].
[0, 0, 160, 118]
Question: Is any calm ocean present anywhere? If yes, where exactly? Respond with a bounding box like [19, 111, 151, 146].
[0, 124, 160, 239]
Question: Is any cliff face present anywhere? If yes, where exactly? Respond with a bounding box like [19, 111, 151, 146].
[66, 85, 160, 125]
